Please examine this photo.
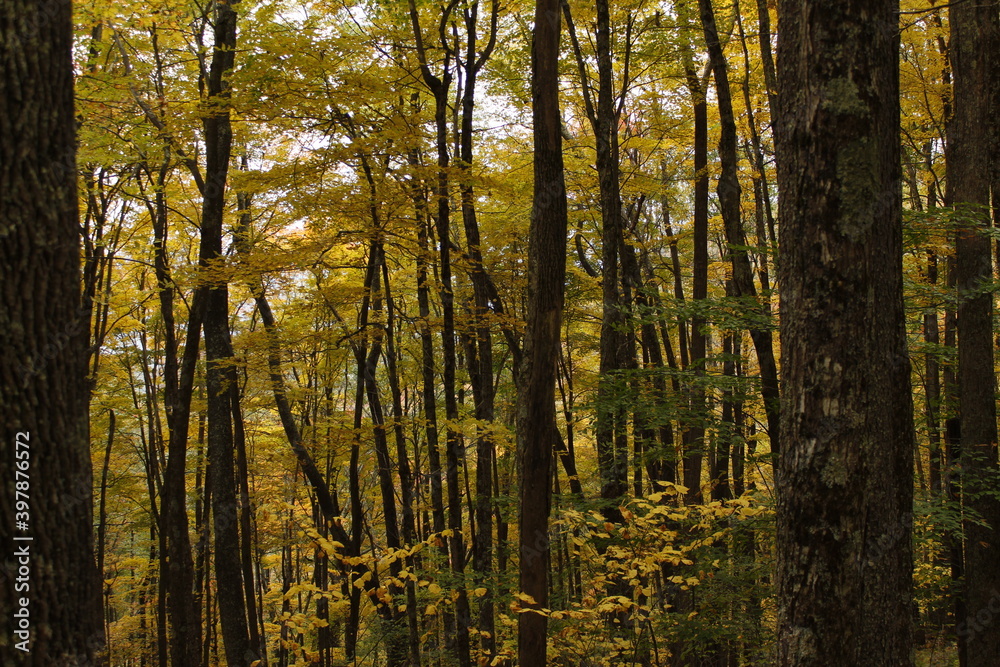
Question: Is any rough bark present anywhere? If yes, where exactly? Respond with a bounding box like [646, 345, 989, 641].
[517, 0, 567, 661]
[775, 0, 914, 663]
[593, 0, 629, 516]
[948, 0, 1000, 661]
[0, 0, 105, 661]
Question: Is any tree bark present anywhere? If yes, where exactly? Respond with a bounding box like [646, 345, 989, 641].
[199, 0, 253, 662]
[593, 0, 630, 516]
[948, 0, 1000, 661]
[697, 0, 781, 457]
[0, 0, 105, 659]
[775, 0, 914, 663]
[456, 3, 500, 653]
[147, 140, 205, 667]
[517, 0, 568, 661]
[678, 7, 708, 504]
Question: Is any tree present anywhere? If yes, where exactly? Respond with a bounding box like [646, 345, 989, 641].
[697, 0, 780, 460]
[199, 0, 254, 663]
[516, 0, 568, 661]
[0, 0, 105, 662]
[775, 0, 914, 663]
[948, 0, 1000, 662]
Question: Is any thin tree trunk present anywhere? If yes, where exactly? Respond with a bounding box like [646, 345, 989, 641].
[715, 324, 734, 502]
[232, 383, 265, 664]
[680, 18, 709, 505]
[406, 10, 468, 656]
[594, 0, 630, 516]
[698, 0, 781, 459]
[924, 251, 943, 495]
[199, 0, 252, 661]
[381, 258, 423, 667]
[97, 408, 115, 625]
[517, 0, 568, 661]
[147, 138, 204, 667]
[456, 3, 500, 652]
[410, 166, 448, 542]
[754, 0, 777, 131]
[735, 0, 776, 280]
[355, 229, 410, 664]
[564, 0, 629, 514]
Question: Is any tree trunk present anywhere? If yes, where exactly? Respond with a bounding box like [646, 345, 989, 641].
[410, 166, 448, 543]
[149, 142, 204, 667]
[0, 0, 105, 659]
[697, 0, 781, 457]
[456, 3, 500, 653]
[948, 0, 1000, 661]
[593, 0, 630, 517]
[199, 0, 253, 662]
[754, 0, 777, 131]
[679, 16, 708, 504]
[381, 258, 423, 667]
[517, 0, 568, 661]
[232, 383, 265, 664]
[775, 0, 914, 663]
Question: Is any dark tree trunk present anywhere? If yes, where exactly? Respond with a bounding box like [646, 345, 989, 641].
[682, 42, 708, 507]
[697, 0, 780, 457]
[621, 232, 674, 492]
[924, 251, 943, 496]
[754, 0, 777, 131]
[517, 0, 567, 661]
[381, 258, 423, 667]
[456, 3, 500, 653]
[232, 384, 264, 664]
[735, 0, 777, 277]
[775, 0, 914, 663]
[406, 8, 472, 660]
[96, 409, 115, 625]
[199, 0, 253, 663]
[714, 324, 735, 502]
[593, 0, 629, 517]
[149, 143, 204, 667]
[948, 0, 1000, 662]
[564, 0, 629, 516]
[0, 0, 104, 662]
[410, 166, 448, 542]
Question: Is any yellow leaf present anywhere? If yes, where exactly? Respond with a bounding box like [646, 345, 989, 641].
[514, 592, 537, 605]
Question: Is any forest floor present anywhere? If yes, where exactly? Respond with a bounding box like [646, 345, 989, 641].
[915, 644, 959, 666]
